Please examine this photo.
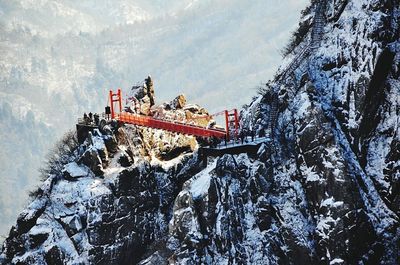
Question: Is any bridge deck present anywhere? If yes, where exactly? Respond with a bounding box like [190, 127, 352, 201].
[117, 112, 226, 138]
[200, 137, 270, 158]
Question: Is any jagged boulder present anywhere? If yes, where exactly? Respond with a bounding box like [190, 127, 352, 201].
[44, 245, 64, 265]
[28, 230, 49, 248]
[171, 94, 186, 109]
[126, 76, 156, 115]
[79, 149, 104, 175]
[169, 190, 201, 245]
[16, 199, 47, 235]
[104, 135, 119, 154]
[118, 150, 134, 167]
[215, 154, 238, 175]
[59, 215, 83, 236]
[145, 75, 155, 106]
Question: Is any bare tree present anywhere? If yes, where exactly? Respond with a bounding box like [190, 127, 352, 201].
[39, 130, 79, 181]
[28, 130, 79, 200]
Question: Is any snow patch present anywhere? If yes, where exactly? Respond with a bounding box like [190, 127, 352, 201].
[330, 258, 344, 264]
[189, 160, 217, 198]
[63, 162, 90, 178]
[320, 197, 344, 208]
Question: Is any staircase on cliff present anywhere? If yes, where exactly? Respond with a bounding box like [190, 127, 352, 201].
[310, 0, 326, 48]
[267, 92, 279, 142]
[268, 0, 327, 143]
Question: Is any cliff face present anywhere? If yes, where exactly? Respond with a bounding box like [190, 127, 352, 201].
[1, 0, 400, 264]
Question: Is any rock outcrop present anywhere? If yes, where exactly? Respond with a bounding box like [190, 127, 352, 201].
[0, 89, 210, 264]
[127, 76, 156, 116]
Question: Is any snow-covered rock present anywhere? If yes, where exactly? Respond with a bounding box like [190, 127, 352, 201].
[1, 0, 400, 264]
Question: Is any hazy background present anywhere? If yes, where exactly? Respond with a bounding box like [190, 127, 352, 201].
[0, 0, 307, 239]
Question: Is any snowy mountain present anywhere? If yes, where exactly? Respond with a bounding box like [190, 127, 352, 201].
[0, 0, 306, 238]
[1, 0, 399, 264]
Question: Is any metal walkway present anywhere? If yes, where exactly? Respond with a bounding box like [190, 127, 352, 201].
[116, 112, 227, 138]
[200, 137, 270, 159]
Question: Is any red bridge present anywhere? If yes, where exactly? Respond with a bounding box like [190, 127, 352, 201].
[108, 89, 239, 139]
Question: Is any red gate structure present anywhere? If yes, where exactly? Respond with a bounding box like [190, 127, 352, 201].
[109, 89, 122, 119]
[224, 109, 239, 141]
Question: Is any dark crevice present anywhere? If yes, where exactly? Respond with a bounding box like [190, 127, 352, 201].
[330, 0, 349, 23]
[359, 48, 395, 167]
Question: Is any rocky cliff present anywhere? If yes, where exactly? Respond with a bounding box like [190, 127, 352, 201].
[1, 0, 399, 264]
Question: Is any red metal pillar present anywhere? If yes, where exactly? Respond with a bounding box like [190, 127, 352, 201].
[233, 109, 239, 139]
[110, 89, 123, 119]
[109, 90, 115, 119]
[118, 88, 122, 113]
[225, 110, 229, 141]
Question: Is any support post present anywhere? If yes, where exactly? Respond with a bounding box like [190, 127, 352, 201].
[225, 110, 229, 141]
[118, 88, 122, 113]
[109, 88, 123, 120]
[109, 90, 115, 119]
[233, 109, 239, 140]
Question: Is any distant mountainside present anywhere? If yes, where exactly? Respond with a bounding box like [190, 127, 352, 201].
[0, 0, 306, 238]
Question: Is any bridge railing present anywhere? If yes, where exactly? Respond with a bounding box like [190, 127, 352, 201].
[116, 112, 226, 138]
[213, 136, 270, 149]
